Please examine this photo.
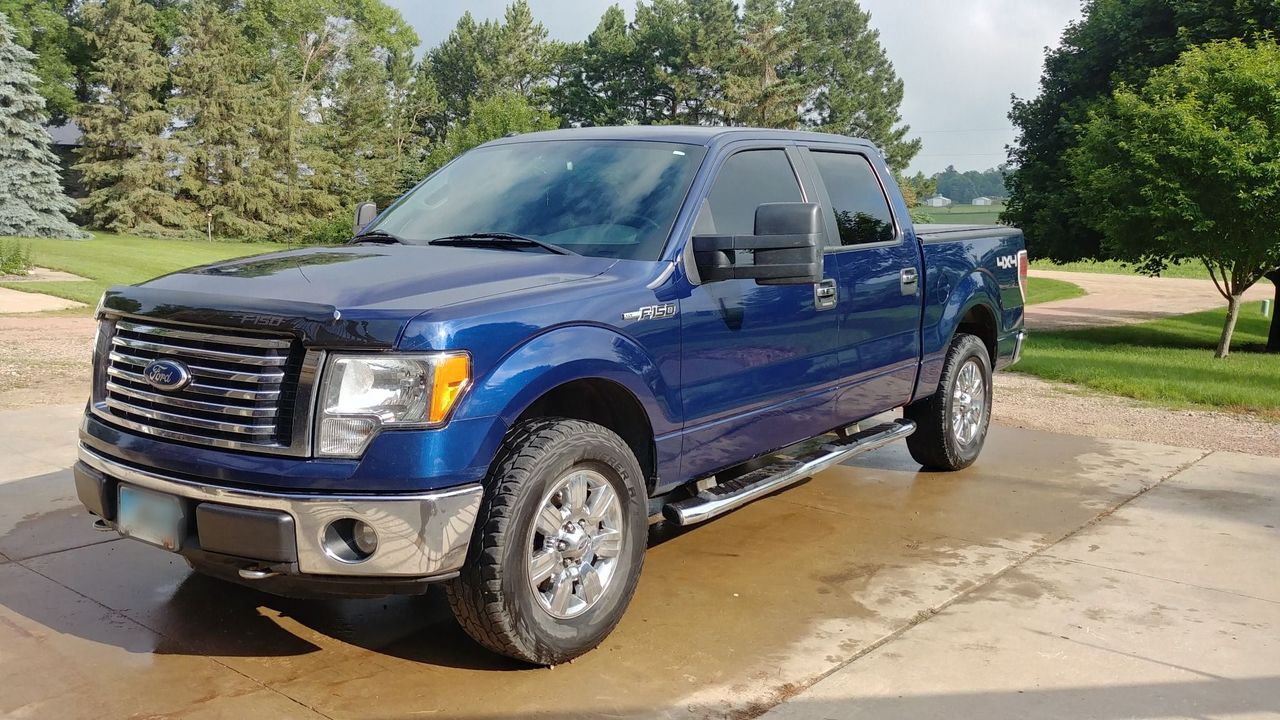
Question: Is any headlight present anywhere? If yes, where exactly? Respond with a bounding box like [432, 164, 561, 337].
[317, 352, 470, 457]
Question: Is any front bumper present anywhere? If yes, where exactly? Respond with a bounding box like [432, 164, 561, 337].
[76, 444, 483, 587]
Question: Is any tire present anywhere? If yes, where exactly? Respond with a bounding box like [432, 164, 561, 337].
[446, 417, 648, 665]
[904, 333, 993, 471]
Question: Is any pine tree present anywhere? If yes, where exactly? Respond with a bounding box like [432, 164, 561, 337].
[719, 0, 805, 128]
[327, 36, 399, 206]
[171, 0, 276, 238]
[788, 0, 920, 170]
[75, 0, 183, 234]
[0, 11, 84, 238]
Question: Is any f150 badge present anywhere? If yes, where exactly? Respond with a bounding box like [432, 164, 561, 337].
[623, 303, 677, 322]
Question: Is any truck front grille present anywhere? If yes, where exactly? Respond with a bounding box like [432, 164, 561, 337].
[95, 318, 318, 455]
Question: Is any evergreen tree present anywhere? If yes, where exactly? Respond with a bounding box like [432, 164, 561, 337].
[556, 5, 640, 126]
[719, 0, 805, 128]
[669, 0, 737, 125]
[788, 0, 919, 171]
[75, 0, 183, 234]
[387, 50, 441, 193]
[327, 36, 399, 206]
[0, 11, 84, 238]
[170, 0, 276, 238]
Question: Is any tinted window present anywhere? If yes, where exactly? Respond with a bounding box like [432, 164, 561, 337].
[372, 140, 706, 261]
[702, 150, 803, 236]
[810, 151, 895, 246]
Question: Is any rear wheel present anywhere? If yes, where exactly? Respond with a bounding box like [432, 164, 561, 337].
[904, 333, 992, 471]
[446, 418, 647, 665]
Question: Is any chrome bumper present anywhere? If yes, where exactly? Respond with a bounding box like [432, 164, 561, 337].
[77, 444, 482, 577]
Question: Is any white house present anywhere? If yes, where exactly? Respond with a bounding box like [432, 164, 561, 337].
[971, 196, 995, 206]
[924, 196, 952, 207]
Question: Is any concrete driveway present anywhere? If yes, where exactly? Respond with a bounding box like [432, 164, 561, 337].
[1, 404, 1276, 719]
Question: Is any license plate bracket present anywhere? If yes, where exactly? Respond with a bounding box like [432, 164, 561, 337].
[117, 485, 184, 551]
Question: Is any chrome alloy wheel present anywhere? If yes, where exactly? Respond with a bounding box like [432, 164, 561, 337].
[950, 358, 986, 447]
[526, 468, 625, 619]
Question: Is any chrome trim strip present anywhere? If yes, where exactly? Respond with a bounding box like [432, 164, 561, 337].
[116, 320, 292, 349]
[105, 381, 278, 418]
[107, 365, 281, 401]
[109, 351, 285, 384]
[105, 397, 277, 435]
[665, 420, 916, 526]
[88, 406, 289, 451]
[78, 444, 483, 577]
[111, 336, 289, 366]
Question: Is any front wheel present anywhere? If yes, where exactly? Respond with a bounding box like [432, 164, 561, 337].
[446, 418, 647, 665]
[904, 333, 993, 471]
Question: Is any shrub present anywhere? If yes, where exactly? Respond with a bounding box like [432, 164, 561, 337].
[0, 239, 33, 275]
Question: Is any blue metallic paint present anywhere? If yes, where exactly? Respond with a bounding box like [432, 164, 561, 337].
[86, 127, 1026, 499]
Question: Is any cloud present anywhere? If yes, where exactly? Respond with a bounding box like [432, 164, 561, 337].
[387, 0, 1082, 175]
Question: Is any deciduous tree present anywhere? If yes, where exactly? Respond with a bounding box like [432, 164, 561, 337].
[1005, 0, 1280, 263]
[1069, 39, 1280, 358]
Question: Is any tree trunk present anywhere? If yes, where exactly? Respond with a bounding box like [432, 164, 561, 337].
[1266, 269, 1280, 353]
[1215, 293, 1243, 359]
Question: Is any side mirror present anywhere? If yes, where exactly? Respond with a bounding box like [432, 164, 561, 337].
[692, 202, 823, 285]
[352, 202, 378, 235]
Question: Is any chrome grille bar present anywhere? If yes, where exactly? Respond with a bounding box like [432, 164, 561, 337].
[104, 397, 277, 435]
[111, 336, 290, 366]
[108, 351, 285, 384]
[93, 316, 318, 456]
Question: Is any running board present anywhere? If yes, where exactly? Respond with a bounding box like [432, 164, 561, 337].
[662, 419, 916, 527]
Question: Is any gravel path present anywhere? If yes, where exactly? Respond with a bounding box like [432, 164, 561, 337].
[994, 372, 1279, 456]
[1026, 269, 1273, 331]
[0, 315, 94, 409]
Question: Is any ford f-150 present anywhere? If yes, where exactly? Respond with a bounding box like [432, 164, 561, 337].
[74, 126, 1027, 664]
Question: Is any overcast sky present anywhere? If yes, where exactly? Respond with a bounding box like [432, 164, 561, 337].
[386, 0, 1083, 175]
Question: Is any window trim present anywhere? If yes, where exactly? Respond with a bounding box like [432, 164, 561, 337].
[679, 141, 831, 285]
[798, 145, 904, 254]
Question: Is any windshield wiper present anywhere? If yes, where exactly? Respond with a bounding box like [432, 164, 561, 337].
[427, 232, 574, 255]
[349, 229, 409, 245]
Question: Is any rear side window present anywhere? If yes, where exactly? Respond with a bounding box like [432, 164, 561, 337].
[810, 151, 896, 246]
[702, 150, 803, 236]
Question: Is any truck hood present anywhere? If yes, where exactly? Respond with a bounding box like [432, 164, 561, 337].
[100, 245, 617, 348]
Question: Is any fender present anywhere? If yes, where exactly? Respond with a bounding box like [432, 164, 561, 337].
[914, 268, 1003, 402]
[450, 323, 678, 461]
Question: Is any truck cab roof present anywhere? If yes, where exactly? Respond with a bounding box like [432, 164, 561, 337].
[484, 125, 883, 154]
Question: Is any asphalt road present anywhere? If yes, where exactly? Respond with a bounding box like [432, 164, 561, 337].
[1, 404, 1276, 719]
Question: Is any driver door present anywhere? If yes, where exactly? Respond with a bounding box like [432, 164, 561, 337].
[677, 145, 843, 480]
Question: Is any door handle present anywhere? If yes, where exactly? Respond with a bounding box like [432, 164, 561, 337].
[900, 267, 919, 295]
[815, 279, 838, 310]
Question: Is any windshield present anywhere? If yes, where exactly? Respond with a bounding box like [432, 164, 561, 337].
[371, 140, 707, 261]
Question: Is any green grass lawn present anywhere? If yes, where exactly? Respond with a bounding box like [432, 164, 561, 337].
[1015, 302, 1280, 417]
[0, 232, 273, 306]
[1026, 277, 1085, 306]
[917, 203, 1006, 225]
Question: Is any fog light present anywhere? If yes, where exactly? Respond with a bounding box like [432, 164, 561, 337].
[353, 520, 378, 555]
[322, 518, 379, 563]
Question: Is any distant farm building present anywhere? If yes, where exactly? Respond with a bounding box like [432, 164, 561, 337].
[971, 196, 995, 206]
[924, 196, 952, 207]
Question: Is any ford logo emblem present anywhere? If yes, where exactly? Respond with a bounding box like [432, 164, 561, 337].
[143, 359, 192, 392]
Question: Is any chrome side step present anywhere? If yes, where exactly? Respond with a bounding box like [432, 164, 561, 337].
[662, 419, 916, 527]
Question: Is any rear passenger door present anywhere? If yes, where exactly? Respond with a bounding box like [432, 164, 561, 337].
[677, 145, 843, 479]
[799, 146, 922, 421]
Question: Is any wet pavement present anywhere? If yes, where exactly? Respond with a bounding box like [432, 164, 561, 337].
[1, 403, 1275, 719]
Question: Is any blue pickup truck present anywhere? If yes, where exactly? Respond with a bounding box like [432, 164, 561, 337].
[75, 126, 1026, 664]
